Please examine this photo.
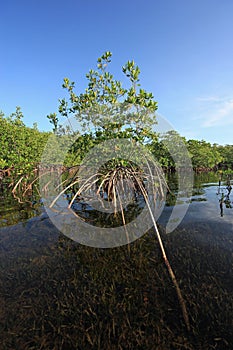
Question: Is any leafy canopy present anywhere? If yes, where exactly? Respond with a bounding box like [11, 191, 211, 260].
[0, 107, 50, 173]
[58, 51, 158, 139]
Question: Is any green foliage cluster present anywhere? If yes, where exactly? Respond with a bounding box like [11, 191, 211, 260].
[0, 107, 50, 174]
[217, 144, 233, 169]
[186, 140, 223, 171]
[149, 131, 187, 169]
[46, 51, 160, 169]
[58, 52, 158, 140]
[148, 133, 227, 171]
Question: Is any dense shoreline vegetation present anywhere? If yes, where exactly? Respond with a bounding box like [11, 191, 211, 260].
[0, 107, 232, 183]
[0, 107, 50, 179]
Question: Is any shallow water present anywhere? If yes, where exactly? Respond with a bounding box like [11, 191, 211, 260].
[160, 172, 233, 227]
[1, 172, 233, 349]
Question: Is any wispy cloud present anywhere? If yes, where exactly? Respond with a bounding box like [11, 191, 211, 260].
[195, 95, 233, 127]
[196, 96, 221, 103]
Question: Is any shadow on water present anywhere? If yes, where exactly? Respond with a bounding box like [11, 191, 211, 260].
[0, 172, 233, 349]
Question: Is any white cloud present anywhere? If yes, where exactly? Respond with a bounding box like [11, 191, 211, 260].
[196, 96, 220, 103]
[195, 95, 233, 127]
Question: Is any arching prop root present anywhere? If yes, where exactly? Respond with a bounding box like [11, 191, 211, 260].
[48, 159, 190, 331]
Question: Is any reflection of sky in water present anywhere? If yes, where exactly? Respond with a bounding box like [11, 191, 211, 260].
[159, 181, 233, 226]
[0, 177, 233, 253]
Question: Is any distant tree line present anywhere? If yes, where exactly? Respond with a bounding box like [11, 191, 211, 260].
[0, 107, 232, 178]
[150, 134, 232, 172]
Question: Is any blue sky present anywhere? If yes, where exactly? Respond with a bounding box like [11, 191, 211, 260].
[1, 0, 233, 145]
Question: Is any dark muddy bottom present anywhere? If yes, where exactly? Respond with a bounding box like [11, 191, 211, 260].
[0, 173, 233, 349]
